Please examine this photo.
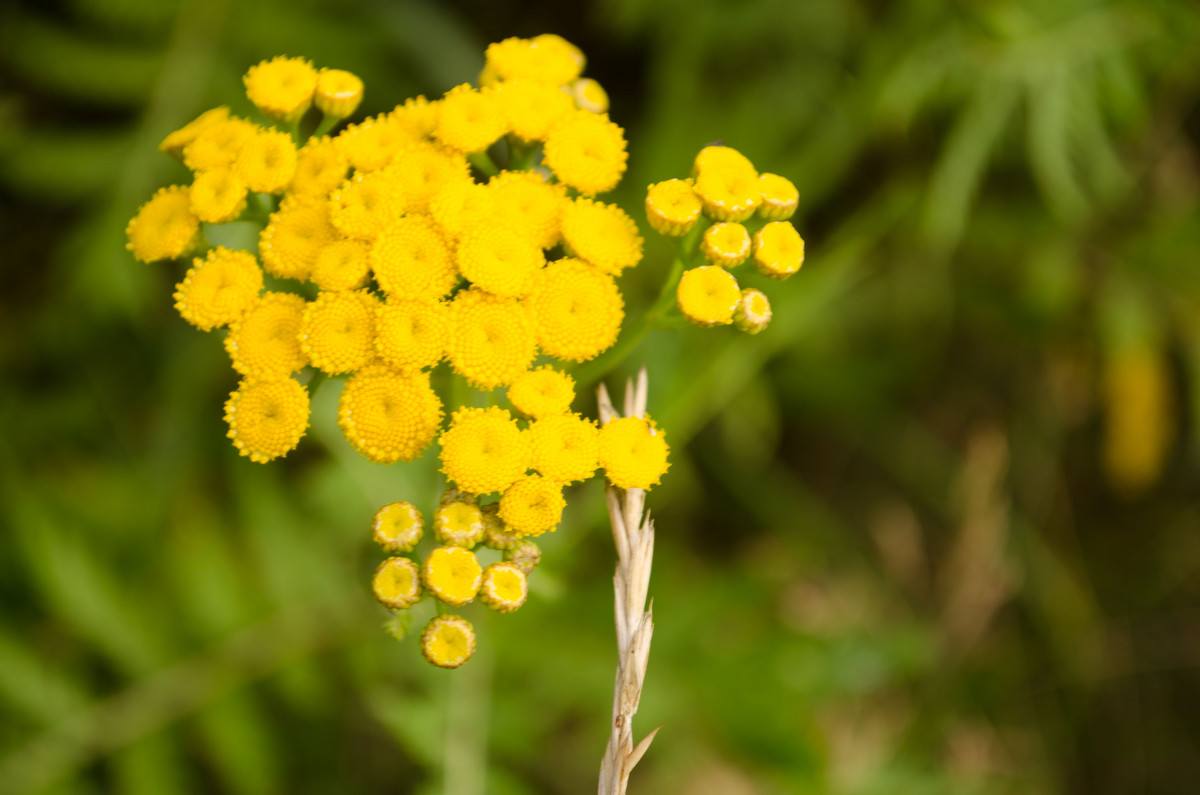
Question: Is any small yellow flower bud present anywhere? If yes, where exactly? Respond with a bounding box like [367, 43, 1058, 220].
[503, 539, 542, 573]
[372, 501, 424, 553]
[435, 501, 485, 548]
[676, 265, 741, 327]
[315, 68, 364, 119]
[753, 221, 805, 279]
[372, 557, 422, 610]
[757, 173, 798, 221]
[244, 56, 318, 123]
[420, 614, 476, 669]
[422, 546, 482, 606]
[569, 77, 608, 114]
[479, 562, 529, 613]
[645, 178, 702, 237]
[734, 288, 772, 335]
[700, 222, 751, 268]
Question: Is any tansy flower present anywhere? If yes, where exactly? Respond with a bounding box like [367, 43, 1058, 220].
[300, 288, 379, 374]
[560, 198, 643, 275]
[182, 117, 258, 172]
[508, 366, 575, 419]
[528, 257, 623, 362]
[224, 291, 308, 379]
[311, 239, 370, 292]
[485, 35, 583, 87]
[598, 416, 670, 490]
[189, 167, 247, 224]
[315, 68, 364, 119]
[336, 112, 419, 172]
[420, 614, 476, 669]
[391, 94, 441, 140]
[495, 79, 574, 142]
[370, 215, 457, 301]
[481, 503, 523, 550]
[504, 539, 542, 573]
[753, 221, 805, 279]
[701, 222, 751, 268]
[456, 225, 545, 298]
[429, 180, 502, 243]
[159, 106, 231, 157]
[479, 562, 528, 613]
[259, 196, 338, 281]
[434, 501, 485, 548]
[695, 164, 761, 222]
[383, 144, 472, 216]
[173, 247, 263, 331]
[645, 178, 702, 237]
[224, 377, 310, 463]
[758, 173, 799, 221]
[693, 145, 756, 178]
[375, 299, 449, 371]
[372, 557, 422, 610]
[529, 412, 599, 483]
[337, 365, 443, 463]
[676, 265, 741, 327]
[488, 170, 566, 250]
[434, 84, 507, 154]
[439, 406, 529, 495]
[422, 546, 482, 606]
[734, 288, 772, 335]
[543, 110, 627, 195]
[234, 129, 297, 194]
[290, 136, 349, 198]
[569, 77, 608, 114]
[244, 56, 318, 123]
[126, 185, 201, 262]
[498, 475, 565, 537]
[328, 170, 406, 240]
[372, 501, 424, 554]
[446, 289, 537, 390]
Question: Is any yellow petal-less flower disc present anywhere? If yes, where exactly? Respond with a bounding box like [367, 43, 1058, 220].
[495, 79, 574, 142]
[645, 178, 702, 237]
[126, 185, 201, 263]
[446, 289, 537, 390]
[335, 112, 420, 173]
[290, 136, 349, 198]
[392, 94, 441, 140]
[753, 221, 805, 279]
[693, 145, 756, 178]
[456, 225, 545, 298]
[560, 197, 643, 275]
[422, 546, 483, 606]
[598, 416, 670, 490]
[382, 144, 472, 216]
[543, 109, 628, 195]
[429, 180, 502, 243]
[757, 173, 799, 221]
[329, 170, 407, 240]
[498, 475, 565, 537]
[300, 288, 380, 374]
[676, 265, 741, 327]
[173, 247, 263, 331]
[528, 258, 623, 362]
[508, 366, 575, 419]
[695, 164, 761, 223]
[159, 106, 231, 157]
[734, 287, 772, 335]
[372, 501, 424, 554]
[315, 68, 364, 119]
[479, 562, 528, 613]
[420, 614, 476, 669]
[244, 56, 318, 123]
[224, 377, 310, 463]
[225, 291, 308, 379]
[439, 406, 529, 495]
[488, 170, 567, 250]
[434, 501, 485, 548]
[375, 299, 450, 371]
[311, 239, 370, 292]
[259, 196, 339, 281]
[485, 35, 583, 87]
[182, 117, 259, 172]
[701, 222, 752, 268]
[189, 167, 247, 224]
[337, 365, 443, 463]
[569, 77, 608, 114]
[370, 215, 458, 301]
[434, 84, 508, 154]
[529, 412, 599, 484]
[481, 503, 522, 550]
[234, 129, 298, 194]
[372, 557, 422, 610]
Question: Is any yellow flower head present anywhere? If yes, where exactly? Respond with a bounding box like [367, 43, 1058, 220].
[701, 222, 751, 268]
[392, 94, 441, 139]
[375, 299, 450, 371]
[234, 129, 297, 194]
[757, 173, 799, 221]
[383, 144, 472, 216]
[429, 180, 502, 243]
[495, 79, 574, 142]
[189, 167, 247, 224]
[422, 546, 482, 606]
[372, 557, 422, 610]
[645, 178, 702, 237]
[569, 77, 608, 114]
[224, 377, 310, 463]
[439, 406, 530, 495]
[434, 84, 507, 154]
[734, 287, 772, 335]
[300, 288, 380, 374]
[372, 501, 424, 554]
[503, 539, 542, 573]
[561, 197, 643, 275]
[479, 562, 528, 613]
[498, 475, 565, 537]
[173, 247, 263, 331]
[336, 112, 420, 172]
[456, 225, 545, 298]
[159, 106, 231, 157]
[315, 68, 364, 119]
[693, 145, 756, 177]
[446, 289, 537, 390]
[753, 221, 805, 279]
[488, 170, 567, 250]
[485, 35, 583, 87]
[370, 215, 458, 301]
[244, 56, 318, 123]
[434, 501, 485, 548]
[676, 265, 741, 327]
[224, 291, 308, 379]
[290, 136, 349, 198]
[528, 257, 623, 362]
[311, 239, 370, 292]
[337, 365, 443, 463]
[508, 366, 575, 419]
[543, 110, 627, 195]
[420, 614, 476, 669]
[259, 196, 338, 281]
[529, 412, 599, 484]
[695, 164, 761, 223]
[126, 185, 201, 262]
[329, 170, 406, 240]
[482, 503, 523, 550]
[598, 416, 670, 490]
[182, 117, 259, 172]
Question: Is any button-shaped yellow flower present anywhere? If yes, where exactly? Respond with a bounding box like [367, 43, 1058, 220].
[734, 288, 772, 335]
[528, 258, 624, 362]
[422, 546, 482, 606]
[495, 79, 574, 142]
[370, 215, 457, 301]
[543, 109, 627, 195]
[753, 221, 805, 279]
[529, 412, 599, 484]
[757, 173, 799, 221]
[224, 377, 310, 463]
[561, 197, 643, 275]
[337, 365, 443, 463]
[375, 299, 450, 371]
[488, 170, 566, 250]
[189, 167, 247, 224]
[439, 406, 529, 495]
[159, 106, 231, 157]
[372, 501, 424, 554]
[598, 416, 670, 490]
[695, 163, 761, 222]
[481, 503, 522, 551]
[315, 68, 364, 119]
[234, 129, 297, 194]
[243, 56, 318, 123]
[645, 178, 702, 237]
[224, 291, 308, 379]
[456, 225, 545, 298]
[701, 222, 751, 268]
[182, 118, 259, 172]
[290, 136, 349, 198]
[569, 77, 608, 114]
[300, 288, 379, 374]
[676, 265, 741, 327]
[479, 562, 528, 613]
[484, 35, 583, 88]
[446, 289, 536, 390]
[420, 614, 476, 669]
[499, 475, 565, 537]
[372, 557, 422, 610]
[174, 247, 263, 331]
[259, 196, 338, 281]
[126, 185, 201, 263]
[508, 366, 576, 419]
[434, 501, 485, 548]
[434, 84, 507, 154]
[311, 239, 370, 292]
[329, 170, 406, 240]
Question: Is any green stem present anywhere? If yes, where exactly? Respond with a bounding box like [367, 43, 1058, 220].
[442, 625, 491, 795]
[311, 113, 340, 140]
[306, 370, 327, 397]
[467, 151, 500, 179]
[506, 137, 538, 171]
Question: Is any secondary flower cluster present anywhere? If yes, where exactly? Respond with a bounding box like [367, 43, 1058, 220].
[645, 146, 804, 333]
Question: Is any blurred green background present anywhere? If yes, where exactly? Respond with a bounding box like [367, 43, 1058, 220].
[3, 0, 1200, 792]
